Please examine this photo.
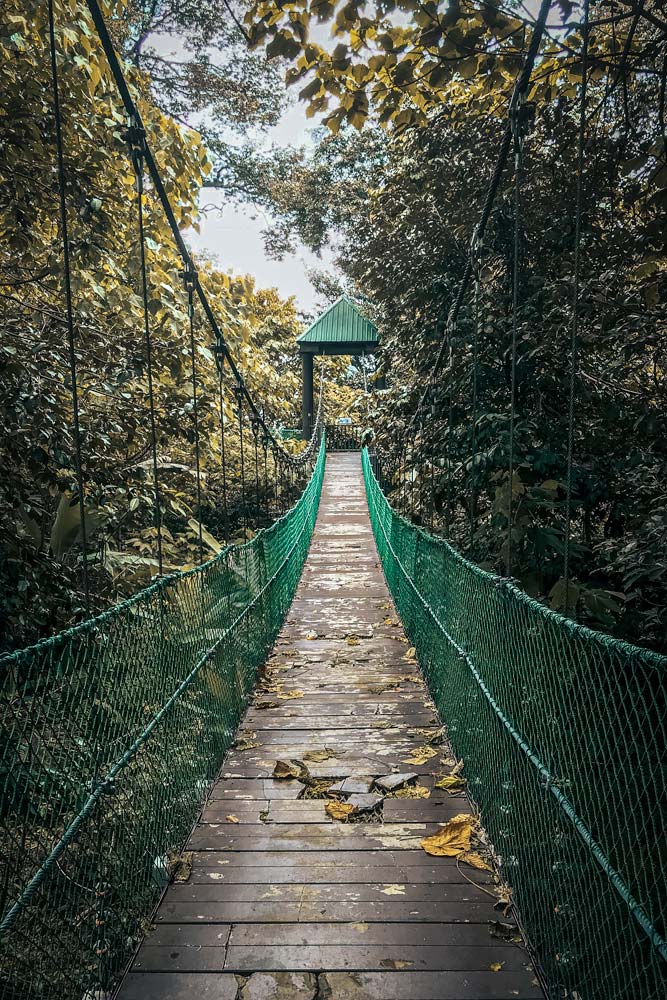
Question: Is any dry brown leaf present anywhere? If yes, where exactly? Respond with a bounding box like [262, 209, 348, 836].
[276, 689, 304, 700]
[226, 814, 240, 824]
[403, 745, 438, 765]
[234, 738, 259, 752]
[389, 784, 430, 799]
[272, 759, 301, 780]
[326, 800, 356, 821]
[420, 814, 475, 857]
[459, 851, 493, 872]
[167, 851, 193, 883]
[380, 884, 406, 895]
[434, 774, 466, 793]
[302, 748, 337, 762]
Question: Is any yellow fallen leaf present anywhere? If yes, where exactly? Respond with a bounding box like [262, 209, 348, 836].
[420, 814, 475, 857]
[403, 745, 438, 765]
[403, 646, 416, 660]
[226, 814, 239, 824]
[346, 635, 360, 646]
[350, 921, 369, 933]
[167, 851, 193, 883]
[490, 962, 504, 972]
[434, 774, 466, 793]
[380, 884, 406, 895]
[305, 630, 317, 640]
[302, 748, 337, 762]
[277, 689, 304, 700]
[272, 759, 301, 780]
[459, 851, 493, 872]
[389, 784, 430, 799]
[326, 800, 356, 821]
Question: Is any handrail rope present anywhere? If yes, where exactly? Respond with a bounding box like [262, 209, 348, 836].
[48, 0, 91, 613]
[407, 0, 553, 433]
[131, 121, 164, 576]
[0, 438, 326, 938]
[362, 449, 667, 962]
[83, 0, 319, 468]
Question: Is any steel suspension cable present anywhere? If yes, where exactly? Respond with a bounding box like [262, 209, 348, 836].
[127, 121, 163, 577]
[235, 386, 248, 538]
[183, 264, 204, 566]
[48, 0, 91, 614]
[408, 0, 553, 434]
[83, 0, 319, 469]
[217, 367, 230, 543]
[506, 103, 528, 578]
[469, 257, 482, 552]
[564, 0, 590, 614]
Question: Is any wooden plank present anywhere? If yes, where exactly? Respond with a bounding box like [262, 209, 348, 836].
[223, 944, 529, 972]
[118, 973, 238, 1000]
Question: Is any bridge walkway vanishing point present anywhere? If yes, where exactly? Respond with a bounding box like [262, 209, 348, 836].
[118, 452, 543, 1000]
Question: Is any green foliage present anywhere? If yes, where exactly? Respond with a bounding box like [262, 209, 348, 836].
[246, 2, 667, 650]
[0, 0, 312, 650]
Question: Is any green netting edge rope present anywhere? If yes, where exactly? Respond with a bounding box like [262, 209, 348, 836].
[0, 437, 326, 942]
[361, 446, 667, 965]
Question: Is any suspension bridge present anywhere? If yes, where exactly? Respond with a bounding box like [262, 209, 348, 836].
[1, 2, 666, 1000]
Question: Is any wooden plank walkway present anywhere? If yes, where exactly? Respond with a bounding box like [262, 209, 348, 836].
[119, 452, 542, 1000]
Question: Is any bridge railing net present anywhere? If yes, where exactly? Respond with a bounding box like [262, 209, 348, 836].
[362, 448, 667, 1000]
[0, 438, 325, 1000]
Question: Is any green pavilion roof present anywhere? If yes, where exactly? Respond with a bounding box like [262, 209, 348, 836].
[297, 295, 378, 348]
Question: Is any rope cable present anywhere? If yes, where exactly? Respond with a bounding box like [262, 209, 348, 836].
[127, 120, 163, 577]
[408, 0, 553, 433]
[183, 264, 204, 567]
[563, 0, 591, 614]
[48, 0, 91, 615]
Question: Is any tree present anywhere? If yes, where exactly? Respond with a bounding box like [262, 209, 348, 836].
[0, 0, 356, 650]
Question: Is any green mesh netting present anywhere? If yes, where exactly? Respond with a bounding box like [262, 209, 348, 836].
[0, 439, 325, 1000]
[363, 447, 667, 1000]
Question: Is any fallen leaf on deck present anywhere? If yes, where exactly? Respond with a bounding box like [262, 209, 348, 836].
[273, 760, 302, 780]
[403, 646, 416, 660]
[226, 815, 239, 824]
[434, 774, 466, 793]
[420, 814, 475, 857]
[305, 630, 318, 640]
[489, 920, 521, 942]
[346, 635, 360, 646]
[302, 748, 337, 762]
[234, 738, 259, 752]
[380, 959, 413, 969]
[389, 784, 430, 799]
[326, 800, 356, 821]
[403, 745, 438, 765]
[255, 700, 279, 710]
[490, 962, 504, 972]
[167, 851, 193, 883]
[383, 617, 399, 627]
[380, 884, 406, 895]
[459, 850, 493, 872]
[350, 922, 369, 933]
[277, 689, 304, 700]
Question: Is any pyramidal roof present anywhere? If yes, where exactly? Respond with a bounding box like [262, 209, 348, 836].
[297, 295, 378, 347]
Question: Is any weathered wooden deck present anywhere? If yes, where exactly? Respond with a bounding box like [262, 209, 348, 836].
[119, 452, 541, 1000]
